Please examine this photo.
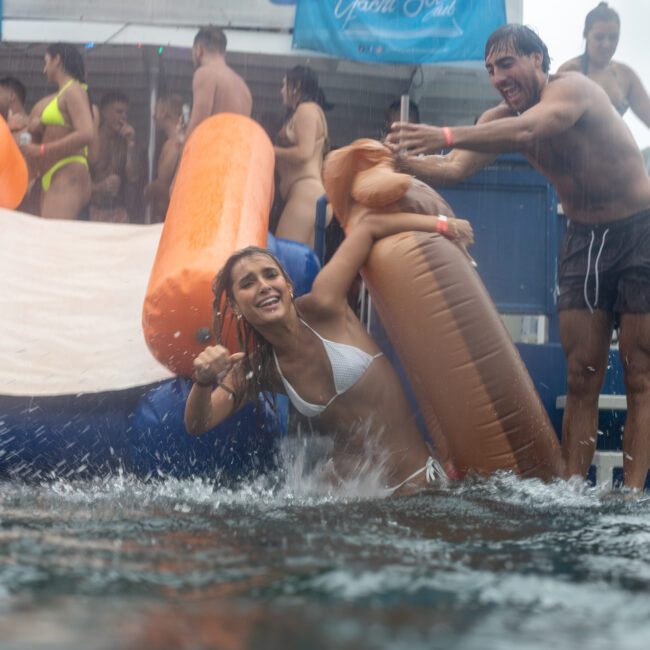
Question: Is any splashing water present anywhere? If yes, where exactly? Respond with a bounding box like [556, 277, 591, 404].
[0, 438, 649, 650]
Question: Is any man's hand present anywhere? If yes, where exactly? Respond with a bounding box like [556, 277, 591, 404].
[118, 121, 135, 144]
[193, 346, 245, 386]
[8, 110, 28, 132]
[385, 122, 445, 156]
[102, 174, 121, 196]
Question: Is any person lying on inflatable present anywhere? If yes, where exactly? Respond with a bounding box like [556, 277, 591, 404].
[184, 139, 473, 495]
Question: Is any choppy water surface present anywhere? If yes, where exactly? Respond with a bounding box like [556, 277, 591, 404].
[1, 460, 649, 650]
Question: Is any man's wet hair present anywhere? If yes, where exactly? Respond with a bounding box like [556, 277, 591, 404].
[0, 76, 26, 105]
[485, 24, 551, 74]
[194, 26, 227, 53]
[100, 90, 130, 110]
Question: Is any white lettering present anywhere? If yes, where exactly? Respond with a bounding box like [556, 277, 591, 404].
[403, 0, 456, 20]
[335, 0, 399, 30]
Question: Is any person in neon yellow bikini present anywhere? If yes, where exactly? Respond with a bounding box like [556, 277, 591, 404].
[22, 43, 94, 219]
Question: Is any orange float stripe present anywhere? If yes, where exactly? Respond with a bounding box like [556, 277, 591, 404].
[142, 114, 274, 376]
[0, 116, 28, 210]
[365, 232, 564, 480]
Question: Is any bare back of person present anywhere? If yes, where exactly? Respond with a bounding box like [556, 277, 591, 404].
[207, 62, 252, 117]
[504, 73, 650, 223]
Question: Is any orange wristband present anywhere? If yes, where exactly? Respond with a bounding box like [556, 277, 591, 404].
[436, 215, 449, 235]
[39, 143, 46, 156]
[441, 126, 453, 148]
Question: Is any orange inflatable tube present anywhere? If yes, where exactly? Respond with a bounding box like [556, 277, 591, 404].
[324, 140, 564, 480]
[0, 116, 28, 210]
[143, 114, 274, 376]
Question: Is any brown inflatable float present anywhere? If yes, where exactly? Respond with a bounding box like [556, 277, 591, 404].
[323, 139, 564, 480]
[142, 114, 274, 376]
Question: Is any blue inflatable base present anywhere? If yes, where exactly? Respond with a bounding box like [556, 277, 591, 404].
[0, 238, 316, 482]
[0, 380, 288, 484]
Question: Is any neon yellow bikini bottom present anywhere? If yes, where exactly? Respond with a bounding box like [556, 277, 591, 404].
[41, 155, 88, 192]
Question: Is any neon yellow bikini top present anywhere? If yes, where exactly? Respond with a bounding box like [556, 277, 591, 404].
[41, 79, 88, 126]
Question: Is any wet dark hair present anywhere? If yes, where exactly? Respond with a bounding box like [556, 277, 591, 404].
[584, 2, 620, 37]
[194, 26, 227, 53]
[99, 90, 129, 110]
[485, 24, 550, 74]
[212, 246, 295, 407]
[46, 43, 86, 83]
[0, 76, 26, 105]
[285, 65, 334, 112]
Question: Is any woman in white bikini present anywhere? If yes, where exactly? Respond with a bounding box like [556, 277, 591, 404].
[274, 66, 333, 248]
[22, 43, 94, 219]
[558, 2, 650, 127]
[185, 211, 474, 495]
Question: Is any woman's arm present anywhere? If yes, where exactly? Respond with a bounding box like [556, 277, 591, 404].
[309, 212, 473, 311]
[274, 103, 320, 163]
[184, 346, 246, 435]
[27, 96, 50, 141]
[23, 85, 94, 162]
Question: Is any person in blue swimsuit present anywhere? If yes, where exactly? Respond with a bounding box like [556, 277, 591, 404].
[558, 3, 650, 127]
[22, 43, 94, 219]
[185, 212, 474, 495]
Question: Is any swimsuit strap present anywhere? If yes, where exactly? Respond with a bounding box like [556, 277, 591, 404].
[299, 319, 381, 358]
[57, 79, 76, 97]
[384, 456, 447, 495]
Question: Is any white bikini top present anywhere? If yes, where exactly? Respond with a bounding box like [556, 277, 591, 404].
[273, 319, 383, 418]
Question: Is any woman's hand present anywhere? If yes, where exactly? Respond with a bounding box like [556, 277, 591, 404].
[19, 141, 42, 162]
[7, 110, 28, 132]
[450, 217, 474, 248]
[192, 346, 245, 386]
[448, 217, 477, 267]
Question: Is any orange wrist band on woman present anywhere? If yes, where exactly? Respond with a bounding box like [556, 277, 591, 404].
[441, 126, 453, 148]
[436, 215, 450, 235]
[39, 143, 46, 156]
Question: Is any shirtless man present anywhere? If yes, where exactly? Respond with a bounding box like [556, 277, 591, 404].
[1, 76, 41, 214]
[387, 24, 650, 491]
[143, 94, 184, 221]
[0, 76, 28, 138]
[186, 26, 252, 143]
[89, 91, 140, 223]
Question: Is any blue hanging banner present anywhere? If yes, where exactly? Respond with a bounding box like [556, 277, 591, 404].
[293, 0, 507, 64]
